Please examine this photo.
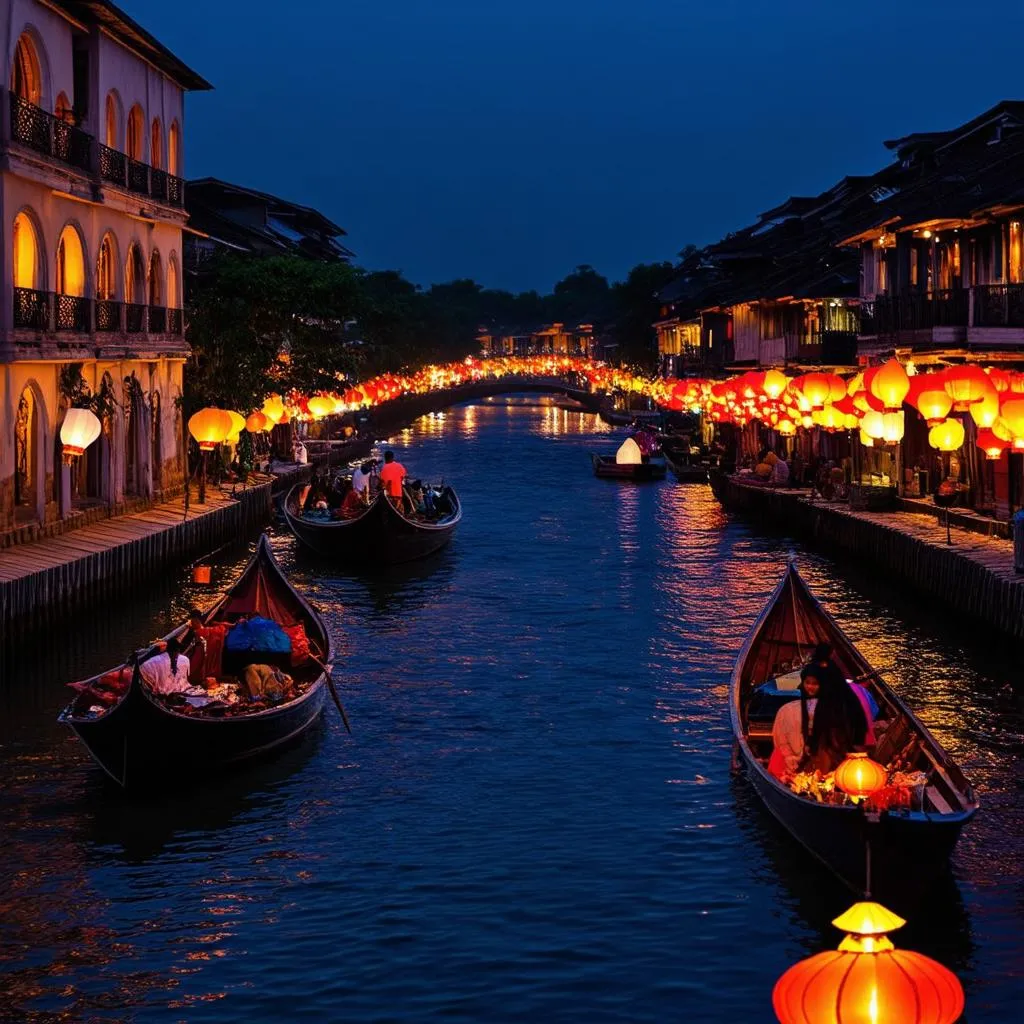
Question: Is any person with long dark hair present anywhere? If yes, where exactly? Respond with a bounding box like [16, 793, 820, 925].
[804, 667, 869, 774]
[139, 636, 194, 696]
[768, 665, 821, 782]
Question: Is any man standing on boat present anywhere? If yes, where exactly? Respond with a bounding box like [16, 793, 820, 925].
[379, 451, 408, 508]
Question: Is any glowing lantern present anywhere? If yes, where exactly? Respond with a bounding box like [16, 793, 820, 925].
[773, 901, 964, 1024]
[882, 411, 904, 443]
[859, 428, 875, 448]
[869, 358, 910, 410]
[763, 369, 789, 400]
[802, 373, 832, 410]
[970, 388, 999, 428]
[615, 437, 642, 465]
[223, 410, 246, 444]
[834, 752, 887, 802]
[915, 388, 953, 426]
[825, 374, 848, 403]
[861, 410, 885, 440]
[776, 418, 797, 436]
[188, 408, 233, 450]
[943, 365, 990, 411]
[1000, 398, 1024, 448]
[307, 395, 335, 419]
[976, 428, 1008, 460]
[928, 419, 965, 452]
[262, 395, 285, 425]
[60, 407, 101, 462]
[245, 411, 269, 433]
[985, 366, 1010, 392]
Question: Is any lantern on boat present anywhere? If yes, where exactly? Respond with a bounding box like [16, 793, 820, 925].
[615, 437, 643, 465]
[245, 411, 269, 433]
[869, 358, 910, 411]
[59, 407, 101, 463]
[943, 365, 990, 411]
[928, 419, 965, 452]
[773, 902, 964, 1024]
[188, 407, 233, 451]
[914, 388, 953, 427]
[834, 752, 887, 802]
[976, 428, 1008, 460]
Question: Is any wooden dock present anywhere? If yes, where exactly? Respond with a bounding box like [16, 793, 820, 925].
[0, 481, 273, 635]
[711, 473, 1024, 640]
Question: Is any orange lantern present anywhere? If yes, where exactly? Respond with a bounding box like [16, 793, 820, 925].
[915, 388, 953, 426]
[985, 366, 1010, 392]
[776, 418, 797, 436]
[928, 418, 965, 452]
[188, 407, 233, 451]
[970, 387, 999, 428]
[1000, 398, 1024, 447]
[834, 752, 887, 802]
[976, 428, 1008, 460]
[223, 410, 246, 444]
[262, 395, 285, 425]
[763, 369, 789, 400]
[869, 357, 910, 411]
[943, 365, 990, 411]
[245, 411, 269, 433]
[773, 902, 964, 1024]
[307, 395, 335, 419]
[801, 373, 831, 411]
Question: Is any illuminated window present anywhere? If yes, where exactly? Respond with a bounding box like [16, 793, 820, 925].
[55, 91, 73, 124]
[150, 118, 163, 169]
[125, 244, 145, 303]
[10, 34, 41, 105]
[56, 225, 86, 296]
[97, 234, 117, 299]
[167, 256, 179, 308]
[105, 92, 119, 148]
[126, 104, 144, 160]
[1010, 224, 1022, 284]
[168, 121, 180, 176]
[12, 211, 41, 289]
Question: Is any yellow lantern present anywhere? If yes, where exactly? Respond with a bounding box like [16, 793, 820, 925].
[870, 357, 910, 410]
[882, 410, 904, 443]
[245, 411, 269, 433]
[802, 373, 831, 411]
[858, 427, 875, 448]
[776, 418, 797, 436]
[223, 410, 246, 444]
[928, 418, 965, 452]
[861, 409, 884, 440]
[188, 407, 233, 451]
[60, 407, 101, 463]
[1000, 398, 1024, 447]
[915, 388, 952, 426]
[970, 388, 999, 428]
[763, 369, 789, 400]
[307, 395, 335, 419]
[262, 395, 285, 425]
[834, 752, 888, 802]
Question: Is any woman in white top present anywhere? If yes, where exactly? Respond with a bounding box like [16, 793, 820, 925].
[768, 667, 820, 781]
[139, 637, 193, 695]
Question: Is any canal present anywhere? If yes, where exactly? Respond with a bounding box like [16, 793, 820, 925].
[1, 395, 1022, 1022]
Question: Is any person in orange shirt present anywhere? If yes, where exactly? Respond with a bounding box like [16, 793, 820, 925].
[378, 451, 408, 508]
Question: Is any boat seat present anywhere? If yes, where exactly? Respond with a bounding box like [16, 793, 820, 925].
[926, 786, 954, 815]
[873, 714, 912, 766]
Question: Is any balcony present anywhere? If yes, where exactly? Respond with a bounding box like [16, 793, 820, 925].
[10, 289, 182, 337]
[9, 93, 92, 173]
[99, 143, 184, 208]
[865, 289, 969, 335]
[795, 330, 858, 366]
[972, 284, 1024, 328]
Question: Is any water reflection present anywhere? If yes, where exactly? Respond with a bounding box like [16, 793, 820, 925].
[1, 396, 1022, 1022]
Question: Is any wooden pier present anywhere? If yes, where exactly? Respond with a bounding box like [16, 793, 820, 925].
[711, 473, 1024, 640]
[0, 481, 273, 635]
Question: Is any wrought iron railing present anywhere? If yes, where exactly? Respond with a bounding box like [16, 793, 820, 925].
[10, 93, 92, 172]
[167, 307, 183, 335]
[125, 302, 147, 333]
[972, 283, 1024, 328]
[12, 286, 51, 330]
[99, 143, 127, 187]
[167, 174, 184, 207]
[55, 293, 91, 332]
[150, 167, 168, 203]
[147, 305, 167, 333]
[95, 299, 122, 332]
[127, 157, 149, 195]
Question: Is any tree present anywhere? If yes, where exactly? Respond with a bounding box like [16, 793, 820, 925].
[550, 264, 612, 324]
[608, 261, 679, 371]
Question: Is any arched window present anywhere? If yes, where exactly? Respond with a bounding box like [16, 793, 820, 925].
[56, 225, 86, 296]
[97, 233, 118, 300]
[55, 91, 73, 124]
[12, 211, 41, 289]
[150, 118, 163, 169]
[168, 120, 180, 176]
[167, 256, 180, 308]
[10, 33, 42, 105]
[126, 104, 144, 160]
[148, 250, 163, 306]
[105, 91, 120, 148]
[125, 244, 145, 304]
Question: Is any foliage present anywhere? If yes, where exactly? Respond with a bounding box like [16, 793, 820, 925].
[59, 362, 118, 419]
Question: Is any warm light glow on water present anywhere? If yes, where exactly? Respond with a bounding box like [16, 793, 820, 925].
[0, 396, 1021, 1021]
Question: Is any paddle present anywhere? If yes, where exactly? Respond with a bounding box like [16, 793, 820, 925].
[308, 652, 352, 735]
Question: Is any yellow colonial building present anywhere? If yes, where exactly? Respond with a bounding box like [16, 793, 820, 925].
[1, 0, 209, 541]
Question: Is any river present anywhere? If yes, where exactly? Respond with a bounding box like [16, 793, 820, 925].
[1, 395, 1022, 1022]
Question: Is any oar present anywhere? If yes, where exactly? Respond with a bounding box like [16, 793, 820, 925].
[308, 652, 352, 734]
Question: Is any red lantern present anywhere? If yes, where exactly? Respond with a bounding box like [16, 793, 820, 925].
[976, 428, 1008, 460]
[834, 752, 887, 801]
[869, 358, 910, 411]
[943, 365, 990, 411]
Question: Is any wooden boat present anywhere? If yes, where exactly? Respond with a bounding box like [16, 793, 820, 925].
[283, 484, 461, 564]
[732, 562, 977, 892]
[663, 448, 709, 484]
[58, 535, 332, 789]
[590, 453, 667, 481]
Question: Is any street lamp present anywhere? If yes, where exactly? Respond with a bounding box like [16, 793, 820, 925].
[187, 407, 232, 504]
[59, 407, 101, 464]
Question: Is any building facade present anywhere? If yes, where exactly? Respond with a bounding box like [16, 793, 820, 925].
[1, 0, 209, 540]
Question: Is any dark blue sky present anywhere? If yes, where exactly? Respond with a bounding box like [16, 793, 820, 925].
[132, 0, 1024, 291]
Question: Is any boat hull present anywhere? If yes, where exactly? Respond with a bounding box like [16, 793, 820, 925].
[591, 455, 667, 480]
[285, 487, 460, 564]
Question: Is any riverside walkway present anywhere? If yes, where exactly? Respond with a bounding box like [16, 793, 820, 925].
[712, 474, 1024, 639]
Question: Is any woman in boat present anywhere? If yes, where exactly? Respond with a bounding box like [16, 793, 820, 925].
[803, 666, 869, 774]
[768, 665, 820, 782]
[813, 642, 877, 746]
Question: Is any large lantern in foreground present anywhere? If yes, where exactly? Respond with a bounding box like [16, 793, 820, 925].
[60, 407, 102, 463]
[834, 752, 887, 802]
[870, 357, 910, 410]
[915, 388, 953, 426]
[928, 418, 965, 452]
[188, 407, 233, 451]
[773, 901, 964, 1024]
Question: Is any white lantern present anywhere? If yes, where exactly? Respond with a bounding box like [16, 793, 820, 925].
[615, 436, 643, 465]
[60, 407, 101, 462]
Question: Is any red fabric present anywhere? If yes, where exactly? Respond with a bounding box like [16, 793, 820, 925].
[283, 622, 310, 666]
[768, 748, 789, 781]
[201, 624, 228, 679]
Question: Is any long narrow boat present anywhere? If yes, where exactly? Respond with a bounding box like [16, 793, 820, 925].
[284, 484, 461, 564]
[58, 535, 331, 789]
[591, 454, 667, 480]
[732, 562, 977, 892]
[662, 448, 709, 484]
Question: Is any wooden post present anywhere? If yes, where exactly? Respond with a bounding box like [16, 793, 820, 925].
[198, 450, 207, 505]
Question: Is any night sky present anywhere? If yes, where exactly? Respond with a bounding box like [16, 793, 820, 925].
[130, 0, 1024, 291]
